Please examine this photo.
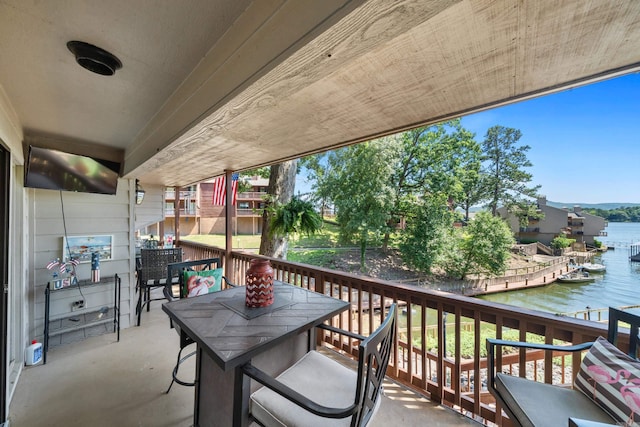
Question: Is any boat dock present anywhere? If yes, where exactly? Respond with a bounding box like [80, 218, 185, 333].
[630, 242, 640, 262]
[560, 304, 640, 321]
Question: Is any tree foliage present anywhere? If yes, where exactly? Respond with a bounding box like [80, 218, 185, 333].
[389, 120, 481, 210]
[399, 195, 455, 273]
[307, 119, 482, 254]
[318, 141, 396, 268]
[441, 211, 514, 279]
[510, 201, 545, 229]
[482, 125, 540, 215]
[550, 235, 575, 250]
[584, 206, 640, 222]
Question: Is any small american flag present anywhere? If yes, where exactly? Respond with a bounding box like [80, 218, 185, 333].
[46, 260, 60, 270]
[212, 173, 239, 206]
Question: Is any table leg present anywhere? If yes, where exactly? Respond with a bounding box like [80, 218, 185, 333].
[195, 331, 308, 426]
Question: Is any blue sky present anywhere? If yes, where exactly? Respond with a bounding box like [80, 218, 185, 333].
[460, 73, 640, 204]
[297, 73, 640, 204]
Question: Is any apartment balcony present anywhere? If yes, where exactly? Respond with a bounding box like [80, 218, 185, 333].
[164, 207, 198, 217]
[164, 189, 197, 201]
[237, 191, 267, 200]
[10, 294, 478, 427]
[11, 239, 626, 426]
[518, 227, 540, 233]
[161, 240, 617, 426]
[237, 208, 263, 217]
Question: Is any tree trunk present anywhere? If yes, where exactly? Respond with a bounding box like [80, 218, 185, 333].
[359, 231, 367, 271]
[259, 160, 297, 258]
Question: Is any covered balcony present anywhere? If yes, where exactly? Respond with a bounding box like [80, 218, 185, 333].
[10, 240, 622, 426]
[1, 1, 639, 426]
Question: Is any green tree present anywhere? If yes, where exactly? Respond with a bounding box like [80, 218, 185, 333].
[386, 120, 480, 245]
[482, 125, 540, 215]
[510, 200, 545, 229]
[441, 211, 514, 279]
[451, 140, 485, 221]
[399, 195, 455, 273]
[299, 153, 332, 218]
[319, 141, 395, 268]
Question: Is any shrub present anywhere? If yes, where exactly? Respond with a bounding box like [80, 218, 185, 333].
[550, 235, 575, 250]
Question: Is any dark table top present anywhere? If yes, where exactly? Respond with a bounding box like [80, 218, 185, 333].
[162, 281, 349, 371]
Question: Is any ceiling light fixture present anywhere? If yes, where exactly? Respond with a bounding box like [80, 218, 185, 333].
[67, 41, 122, 76]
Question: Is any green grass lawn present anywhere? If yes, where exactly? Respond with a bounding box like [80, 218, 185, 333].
[179, 221, 403, 266]
[180, 222, 345, 249]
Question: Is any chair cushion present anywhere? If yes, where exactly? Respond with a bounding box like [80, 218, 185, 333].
[250, 350, 358, 427]
[575, 336, 640, 425]
[183, 268, 222, 297]
[495, 373, 615, 427]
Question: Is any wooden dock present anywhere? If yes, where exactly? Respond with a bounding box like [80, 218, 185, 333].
[630, 242, 640, 262]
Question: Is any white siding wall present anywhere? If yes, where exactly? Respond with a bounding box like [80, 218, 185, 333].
[29, 179, 135, 341]
[134, 184, 164, 232]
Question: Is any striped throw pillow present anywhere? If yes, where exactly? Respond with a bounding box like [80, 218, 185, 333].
[575, 336, 640, 426]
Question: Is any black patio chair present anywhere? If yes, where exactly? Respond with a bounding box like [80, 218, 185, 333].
[136, 248, 183, 326]
[487, 307, 640, 427]
[163, 257, 234, 393]
[242, 304, 397, 427]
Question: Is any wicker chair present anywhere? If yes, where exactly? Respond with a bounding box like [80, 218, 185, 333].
[135, 248, 183, 326]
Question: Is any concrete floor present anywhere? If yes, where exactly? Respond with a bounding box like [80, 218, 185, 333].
[9, 299, 480, 427]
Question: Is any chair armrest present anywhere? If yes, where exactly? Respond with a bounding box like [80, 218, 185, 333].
[242, 363, 358, 419]
[317, 324, 366, 341]
[222, 276, 237, 288]
[487, 338, 594, 353]
[569, 417, 619, 427]
[486, 338, 593, 391]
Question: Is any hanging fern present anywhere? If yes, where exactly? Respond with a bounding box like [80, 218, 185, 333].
[269, 196, 323, 238]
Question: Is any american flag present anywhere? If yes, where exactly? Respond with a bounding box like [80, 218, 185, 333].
[46, 259, 60, 270]
[212, 173, 239, 206]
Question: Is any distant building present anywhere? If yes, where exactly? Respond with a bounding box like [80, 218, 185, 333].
[162, 177, 268, 237]
[497, 197, 607, 246]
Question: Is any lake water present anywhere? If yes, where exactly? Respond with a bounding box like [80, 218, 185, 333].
[479, 222, 640, 315]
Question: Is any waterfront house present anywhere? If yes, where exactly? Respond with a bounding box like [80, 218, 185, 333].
[498, 197, 608, 247]
[1, 2, 639, 425]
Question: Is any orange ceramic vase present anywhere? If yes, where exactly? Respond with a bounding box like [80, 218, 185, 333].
[245, 259, 274, 307]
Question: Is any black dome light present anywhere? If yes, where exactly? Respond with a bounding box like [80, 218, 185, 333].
[67, 41, 122, 76]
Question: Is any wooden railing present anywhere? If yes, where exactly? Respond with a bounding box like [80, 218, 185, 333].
[177, 240, 620, 426]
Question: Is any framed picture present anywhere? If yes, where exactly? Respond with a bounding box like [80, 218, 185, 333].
[63, 235, 113, 263]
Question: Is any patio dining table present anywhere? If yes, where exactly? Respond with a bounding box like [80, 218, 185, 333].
[162, 281, 350, 427]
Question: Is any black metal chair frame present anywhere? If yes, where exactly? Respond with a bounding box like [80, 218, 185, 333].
[164, 257, 234, 393]
[242, 303, 397, 427]
[487, 307, 640, 427]
[136, 248, 183, 326]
